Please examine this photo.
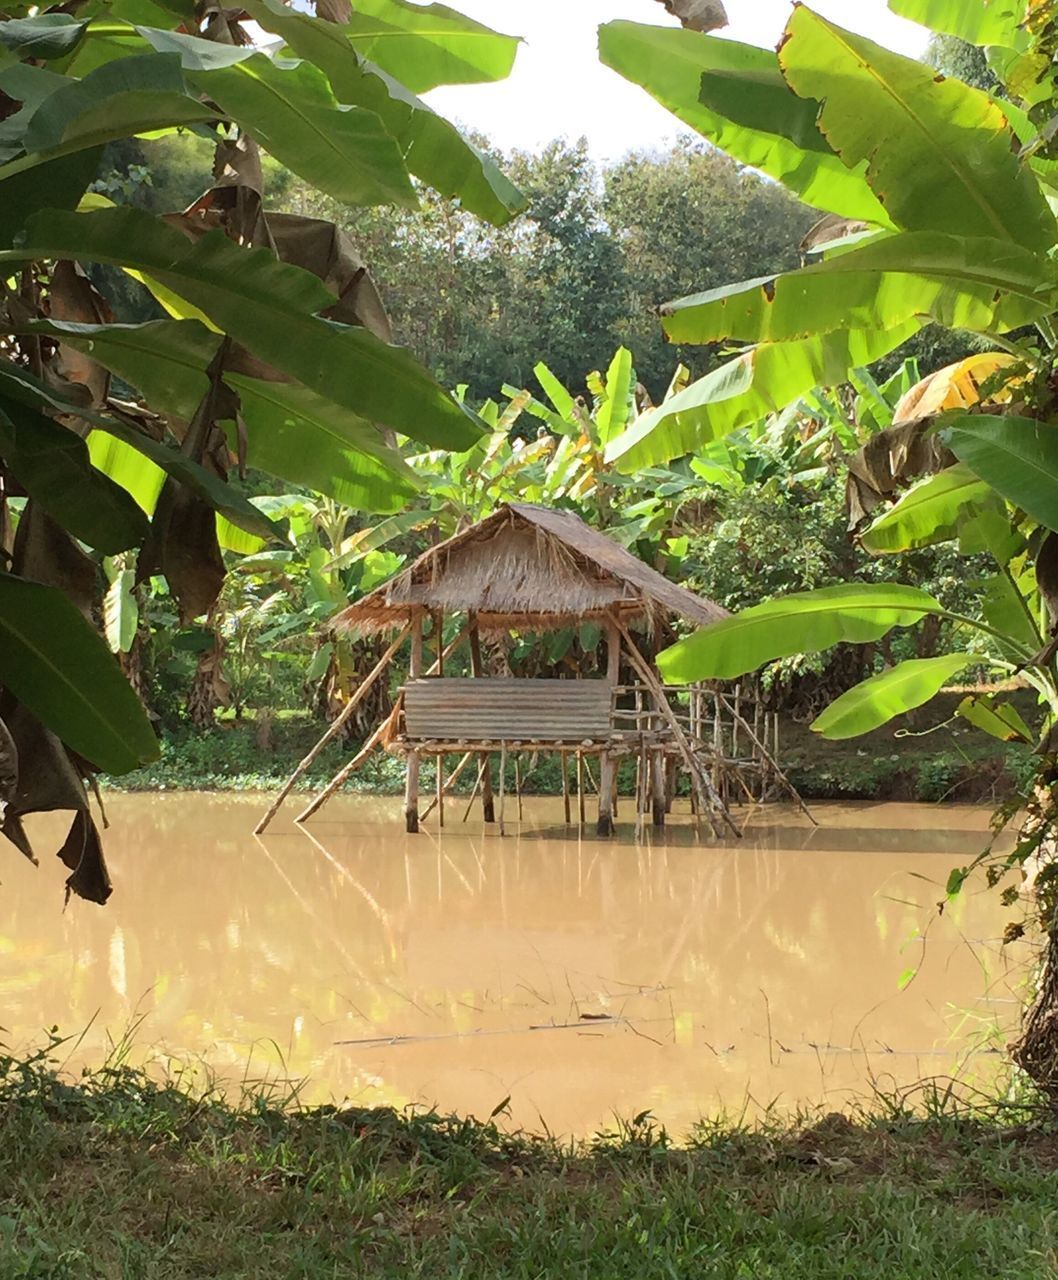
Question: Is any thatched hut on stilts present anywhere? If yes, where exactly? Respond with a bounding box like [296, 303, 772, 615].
[256, 504, 802, 837]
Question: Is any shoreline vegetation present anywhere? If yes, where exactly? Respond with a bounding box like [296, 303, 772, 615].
[104, 693, 1033, 805]
[1, 1048, 1056, 1278]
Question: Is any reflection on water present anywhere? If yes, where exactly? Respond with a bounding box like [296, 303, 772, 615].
[1, 795, 1025, 1138]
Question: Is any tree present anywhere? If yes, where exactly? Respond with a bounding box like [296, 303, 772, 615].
[281, 136, 816, 400]
[603, 140, 813, 394]
[0, 0, 525, 899]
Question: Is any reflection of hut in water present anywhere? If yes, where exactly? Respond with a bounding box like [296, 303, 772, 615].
[257, 504, 799, 838]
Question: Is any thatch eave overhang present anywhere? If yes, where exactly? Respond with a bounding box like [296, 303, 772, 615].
[331, 504, 727, 636]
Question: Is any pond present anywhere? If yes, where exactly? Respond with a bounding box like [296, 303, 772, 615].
[2, 795, 1025, 1139]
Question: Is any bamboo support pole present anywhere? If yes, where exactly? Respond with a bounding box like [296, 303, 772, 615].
[636, 735, 653, 843]
[514, 756, 524, 821]
[255, 623, 411, 834]
[712, 691, 722, 789]
[462, 759, 487, 823]
[562, 750, 571, 825]
[611, 617, 739, 839]
[405, 617, 424, 833]
[577, 754, 586, 825]
[718, 693, 815, 824]
[498, 742, 507, 836]
[732, 684, 741, 761]
[295, 708, 394, 824]
[468, 612, 496, 824]
[597, 621, 620, 837]
[420, 750, 475, 824]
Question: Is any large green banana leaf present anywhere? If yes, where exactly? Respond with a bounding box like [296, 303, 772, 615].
[605, 321, 919, 472]
[240, 0, 524, 226]
[0, 206, 484, 449]
[810, 653, 973, 740]
[19, 316, 419, 514]
[0, 396, 148, 553]
[594, 347, 635, 446]
[0, 13, 91, 59]
[0, 571, 158, 773]
[186, 49, 417, 208]
[1, 40, 420, 210]
[657, 584, 945, 683]
[945, 414, 1058, 534]
[597, 21, 890, 226]
[660, 233, 1054, 346]
[981, 569, 1041, 655]
[341, 0, 519, 92]
[3, 52, 216, 173]
[887, 0, 1027, 50]
[225, 375, 419, 515]
[0, 146, 100, 245]
[780, 7, 1055, 254]
[860, 464, 996, 553]
[0, 355, 281, 539]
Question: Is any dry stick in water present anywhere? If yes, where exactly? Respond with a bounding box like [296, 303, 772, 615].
[718, 692, 815, 825]
[255, 623, 411, 834]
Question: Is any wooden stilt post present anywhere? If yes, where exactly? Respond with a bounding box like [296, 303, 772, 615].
[433, 610, 446, 824]
[577, 754, 586, 826]
[652, 748, 666, 828]
[468, 611, 496, 823]
[597, 619, 620, 836]
[514, 755, 523, 821]
[405, 615, 424, 833]
[634, 736, 646, 843]
[562, 751, 571, 824]
[498, 742, 507, 836]
[255, 623, 410, 834]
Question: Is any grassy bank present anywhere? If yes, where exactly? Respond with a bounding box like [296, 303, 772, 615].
[2, 1050, 1057, 1278]
[106, 695, 1033, 804]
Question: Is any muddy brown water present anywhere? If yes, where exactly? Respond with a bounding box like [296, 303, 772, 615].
[2, 795, 1026, 1138]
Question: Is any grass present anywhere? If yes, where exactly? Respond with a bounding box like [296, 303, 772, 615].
[3, 1041, 1058, 1278]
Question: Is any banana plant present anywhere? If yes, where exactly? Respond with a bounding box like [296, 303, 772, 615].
[599, 2, 1058, 755]
[599, 3, 1058, 484]
[0, 0, 525, 897]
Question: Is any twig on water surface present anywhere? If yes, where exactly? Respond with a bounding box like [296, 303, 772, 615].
[333, 1014, 676, 1048]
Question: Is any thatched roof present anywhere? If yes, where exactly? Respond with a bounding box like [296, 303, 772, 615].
[333, 504, 727, 635]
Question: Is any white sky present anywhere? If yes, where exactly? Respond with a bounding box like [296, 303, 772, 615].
[425, 1, 930, 160]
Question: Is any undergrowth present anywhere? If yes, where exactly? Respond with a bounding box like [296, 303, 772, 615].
[103, 715, 1030, 804]
[2, 1038, 1058, 1278]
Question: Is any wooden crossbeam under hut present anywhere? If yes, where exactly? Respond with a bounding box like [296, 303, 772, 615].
[257, 504, 808, 836]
